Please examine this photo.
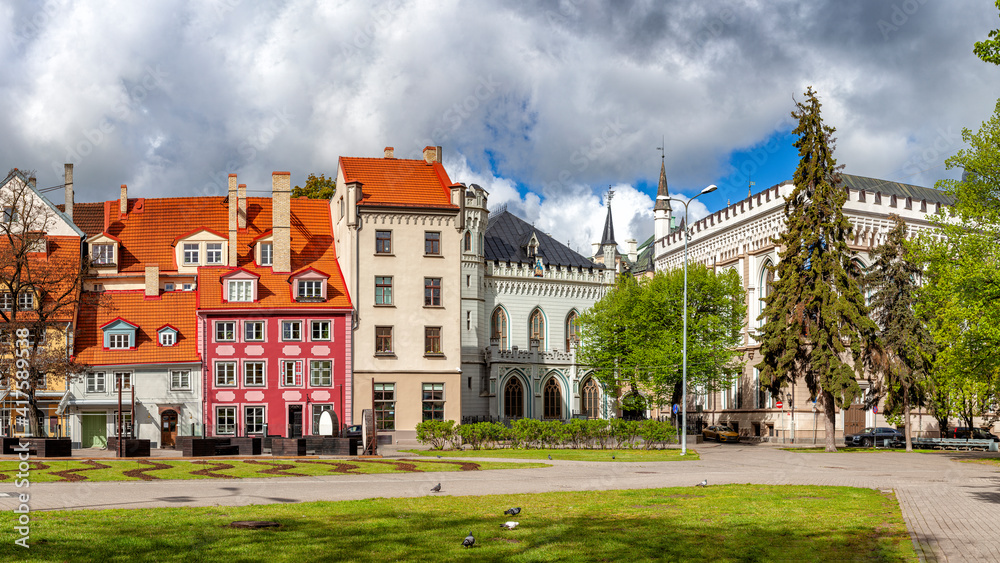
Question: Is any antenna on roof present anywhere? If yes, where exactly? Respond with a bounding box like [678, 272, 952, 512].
[657, 136, 665, 161]
[607, 187, 615, 205]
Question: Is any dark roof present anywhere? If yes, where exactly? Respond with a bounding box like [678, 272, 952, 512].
[840, 174, 953, 206]
[485, 210, 602, 269]
[630, 235, 655, 274]
[58, 202, 104, 237]
[600, 204, 616, 246]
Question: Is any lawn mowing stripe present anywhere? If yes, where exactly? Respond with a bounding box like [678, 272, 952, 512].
[50, 459, 110, 482]
[189, 461, 237, 479]
[122, 460, 173, 481]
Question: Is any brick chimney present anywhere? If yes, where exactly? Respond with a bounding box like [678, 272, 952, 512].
[119, 185, 128, 216]
[238, 184, 247, 229]
[384, 146, 394, 159]
[64, 164, 74, 220]
[228, 174, 238, 266]
[28, 175, 36, 189]
[144, 265, 159, 297]
[272, 171, 291, 273]
[423, 145, 442, 164]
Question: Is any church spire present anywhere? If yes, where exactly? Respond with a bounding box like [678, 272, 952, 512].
[654, 143, 670, 211]
[600, 189, 617, 246]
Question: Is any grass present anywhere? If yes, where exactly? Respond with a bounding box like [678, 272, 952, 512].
[0, 485, 915, 562]
[0, 458, 547, 483]
[403, 448, 698, 462]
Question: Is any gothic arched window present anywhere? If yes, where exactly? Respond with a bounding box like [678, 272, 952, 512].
[529, 309, 546, 350]
[504, 377, 524, 418]
[581, 377, 600, 419]
[464, 231, 472, 252]
[543, 378, 562, 419]
[565, 311, 579, 352]
[491, 308, 508, 350]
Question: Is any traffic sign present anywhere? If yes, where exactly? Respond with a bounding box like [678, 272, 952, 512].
[873, 405, 878, 414]
[672, 404, 680, 414]
[776, 400, 783, 408]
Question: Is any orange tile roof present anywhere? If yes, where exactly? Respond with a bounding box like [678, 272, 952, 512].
[339, 157, 458, 209]
[0, 235, 82, 323]
[74, 290, 200, 365]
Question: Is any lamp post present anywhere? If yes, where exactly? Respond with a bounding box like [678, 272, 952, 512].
[657, 184, 717, 456]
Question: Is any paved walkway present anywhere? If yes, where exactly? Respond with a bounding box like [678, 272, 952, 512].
[4, 443, 1000, 562]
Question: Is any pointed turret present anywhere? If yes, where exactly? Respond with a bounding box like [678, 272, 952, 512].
[600, 203, 616, 246]
[654, 158, 673, 243]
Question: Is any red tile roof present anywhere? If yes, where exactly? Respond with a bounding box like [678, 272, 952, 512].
[0, 235, 82, 323]
[339, 157, 458, 209]
[74, 290, 200, 365]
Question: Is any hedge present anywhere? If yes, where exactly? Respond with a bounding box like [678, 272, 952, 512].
[415, 419, 677, 450]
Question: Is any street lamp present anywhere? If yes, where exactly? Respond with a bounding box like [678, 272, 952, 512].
[657, 184, 717, 456]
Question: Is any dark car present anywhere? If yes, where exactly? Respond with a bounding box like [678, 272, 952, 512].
[945, 427, 1000, 442]
[844, 427, 903, 448]
[343, 425, 362, 439]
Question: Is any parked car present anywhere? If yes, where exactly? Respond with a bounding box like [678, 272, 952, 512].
[343, 425, 362, 439]
[703, 425, 740, 443]
[945, 427, 1000, 442]
[844, 427, 903, 448]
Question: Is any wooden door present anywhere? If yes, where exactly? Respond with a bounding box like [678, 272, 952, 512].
[81, 412, 107, 448]
[844, 402, 865, 435]
[288, 405, 303, 437]
[160, 410, 178, 447]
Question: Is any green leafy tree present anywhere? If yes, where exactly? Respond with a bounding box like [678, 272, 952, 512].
[974, 1, 1000, 66]
[292, 173, 336, 199]
[577, 267, 745, 414]
[757, 87, 879, 452]
[862, 214, 934, 451]
[914, 100, 1000, 432]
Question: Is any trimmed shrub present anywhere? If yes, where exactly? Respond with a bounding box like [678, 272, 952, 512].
[587, 419, 612, 449]
[610, 418, 641, 449]
[638, 419, 676, 449]
[415, 420, 456, 450]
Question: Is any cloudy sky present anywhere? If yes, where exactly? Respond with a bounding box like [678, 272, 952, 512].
[2, 0, 998, 255]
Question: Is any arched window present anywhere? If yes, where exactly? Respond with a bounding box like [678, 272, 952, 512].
[853, 259, 872, 306]
[565, 311, 579, 351]
[758, 261, 774, 328]
[504, 377, 523, 418]
[464, 231, 472, 252]
[581, 377, 600, 419]
[491, 308, 508, 350]
[529, 309, 546, 350]
[543, 378, 562, 419]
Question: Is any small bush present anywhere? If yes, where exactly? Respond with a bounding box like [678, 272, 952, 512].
[638, 419, 676, 449]
[415, 420, 456, 450]
[610, 418, 640, 449]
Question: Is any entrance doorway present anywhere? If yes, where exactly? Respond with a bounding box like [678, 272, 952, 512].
[81, 412, 107, 448]
[288, 405, 303, 437]
[160, 410, 178, 448]
[844, 402, 865, 436]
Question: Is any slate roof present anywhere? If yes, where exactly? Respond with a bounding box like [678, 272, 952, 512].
[58, 203, 104, 237]
[338, 156, 458, 209]
[484, 210, 601, 269]
[600, 204, 616, 246]
[841, 174, 953, 206]
[629, 235, 655, 275]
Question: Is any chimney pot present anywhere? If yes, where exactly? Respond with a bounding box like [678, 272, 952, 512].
[64, 164, 74, 220]
[384, 146, 394, 159]
[423, 146, 437, 164]
[144, 265, 159, 297]
[120, 185, 128, 215]
[272, 171, 292, 273]
[228, 175, 238, 266]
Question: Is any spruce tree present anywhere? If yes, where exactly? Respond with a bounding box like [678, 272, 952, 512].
[863, 214, 934, 452]
[758, 87, 878, 452]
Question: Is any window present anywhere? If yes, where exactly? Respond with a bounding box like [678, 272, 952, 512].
[3, 206, 18, 223]
[375, 230, 392, 254]
[245, 321, 264, 341]
[164, 283, 175, 292]
[93, 244, 114, 265]
[260, 242, 273, 266]
[183, 243, 199, 265]
[422, 383, 445, 421]
[17, 292, 34, 311]
[464, 231, 472, 252]
[0, 293, 10, 311]
[244, 361, 265, 386]
[216, 406, 236, 435]
[87, 372, 106, 393]
[311, 320, 331, 341]
[543, 378, 562, 419]
[215, 362, 236, 387]
[581, 378, 600, 419]
[114, 372, 132, 391]
[491, 308, 508, 349]
[245, 406, 265, 434]
[215, 321, 235, 342]
[424, 327, 442, 355]
[375, 276, 393, 305]
[504, 377, 523, 418]
[424, 232, 440, 255]
[159, 331, 175, 346]
[281, 320, 301, 341]
[375, 326, 393, 355]
[424, 278, 441, 306]
[311, 404, 333, 435]
[228, 280, 253, 302]
[108, 333, 131, 349]
[758, 262, 774, 329]
[565, 312, 579, 351]
[112, 411, 133, 437]
[310, 360, 332, 386]
[183, 283, 194, 291]
[529, 309, 546, 350]
[374, 383, 396, 430]
[170, 370, 191, 391]
[282, 360, 302, 386]
[206, 242, 223, 264]
[297, 280, 322, 299]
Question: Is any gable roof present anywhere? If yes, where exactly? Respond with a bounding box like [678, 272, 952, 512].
[484, 210, 601, 269]
[840, 173, 953, 206]
[338, 156, 458, 209]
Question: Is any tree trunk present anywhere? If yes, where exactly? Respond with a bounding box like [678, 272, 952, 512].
[903, 382, 912, 452]
[822, 389, 838, 452]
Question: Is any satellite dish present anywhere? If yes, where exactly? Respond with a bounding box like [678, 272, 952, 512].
[318, 411, 335, 436]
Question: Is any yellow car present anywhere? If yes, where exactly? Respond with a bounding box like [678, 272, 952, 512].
[703, 425, 740, 443]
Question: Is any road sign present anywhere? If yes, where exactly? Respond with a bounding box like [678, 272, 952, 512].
[776, 400, 783, 409]
[873, 405, 878, 414]
[672, 404, 680, 414]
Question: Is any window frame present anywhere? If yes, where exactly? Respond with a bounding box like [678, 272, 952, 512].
[259, 242, 273, 266]
[216, 406, 236, 435]
[243, 361, 266, 387]
[374, 382, 395, 430]
[114, 372, 132, 392]
[310, 360, 332, 387]
[214, 361, 237, 387]
[170, 370, 191, 391]
[311, 320, 331, 341]
[87, 372, 106, 393]
[421, 382, 445, 421]
[183, 243, 200, 265]
[215, 321, 236, 342]
[375, 276, 393, 306]
[375, 230, 392, 254]
[424, 277, 441, 307]
[281, 320, 302, 341]
[424, 231, 441, 255]
[244, 320, 265, 342]
[108, 333, 131, 350]
[159, 330, 176, 347]
[311, 404, 333, 435]
[297, 280, 323, 299]
[93, 243, 115, 265]
[424, 326, 442, 356]
[205, 242, 223, 265]
[244, 406, 265, 435]
[228, 280, 254, 302]
[281, 359, 302, 387]
[17, 292, 34, 311]
[375, 326, 393, 356]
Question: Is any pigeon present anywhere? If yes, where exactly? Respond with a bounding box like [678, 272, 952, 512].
[500, 521, 519, 530]
[612, 455, 615, 460]
[695, 479, 708, 487]
[431, 483, 441, 492]
[463, 531, 475, 547]
[437, 455, 442, 459]
[504, 507, 521, 516]
[548, 454, 552, 460]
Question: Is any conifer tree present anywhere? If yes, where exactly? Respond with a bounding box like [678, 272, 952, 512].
[758, 87, 879, 452]
[863, 214, 934, 452]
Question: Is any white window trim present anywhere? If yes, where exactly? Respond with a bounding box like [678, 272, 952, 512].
[215, 321, 236, 342]
[244, 320, 265, 342]
[281, 320, 302, 342]
[170, 370, 191, 391]
[215, 361, 237, 387]
[243, 360, 266, 387]
[311, 320, 332, 341]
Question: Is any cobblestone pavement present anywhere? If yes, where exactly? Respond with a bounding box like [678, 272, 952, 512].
[3, 443, 999, 561]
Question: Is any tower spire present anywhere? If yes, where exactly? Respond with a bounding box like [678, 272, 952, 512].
[601, 187, 617, 246]
[654, 140, 670, 211]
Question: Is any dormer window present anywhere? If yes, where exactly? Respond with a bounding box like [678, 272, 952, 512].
[221, 268, 259, 303]
[206, 243, 223, 264]
[102, 318, 138, 351]
[228, 280, 254, 302]
[290, 267, 330, 302]
[298, 281, 322, 299]
[93, 244, 114, 265]
[183, 243, 199, 265]
[173, 228, 228, 269]
[260, 243, 273, 266]
[109, 334, 130, 349]
[158, 326, 179, 347]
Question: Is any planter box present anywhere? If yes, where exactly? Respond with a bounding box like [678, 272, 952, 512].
[106, 438, 151, 457]
[271, 438, 307, 456]
[4, 437, 71, 457]
[230, 437, 262, 455]
[182, 438, 224, 457]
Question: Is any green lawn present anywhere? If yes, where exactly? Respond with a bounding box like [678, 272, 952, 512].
[0, 458, 547, 483]
[0, 485, 915, 562]
[403, 448, 698, 462]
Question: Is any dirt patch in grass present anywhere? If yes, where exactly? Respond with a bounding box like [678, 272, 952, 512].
[50, 459, 109, 482]
[123, 460, 172, 481]
[408, 459, 482, 471]
[244, 460, 308, 477]
[190, 461, 236, 479]
[295, 460, 365, 474]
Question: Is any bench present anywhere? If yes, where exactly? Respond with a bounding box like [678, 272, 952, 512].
[913, 438, 998, 451]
